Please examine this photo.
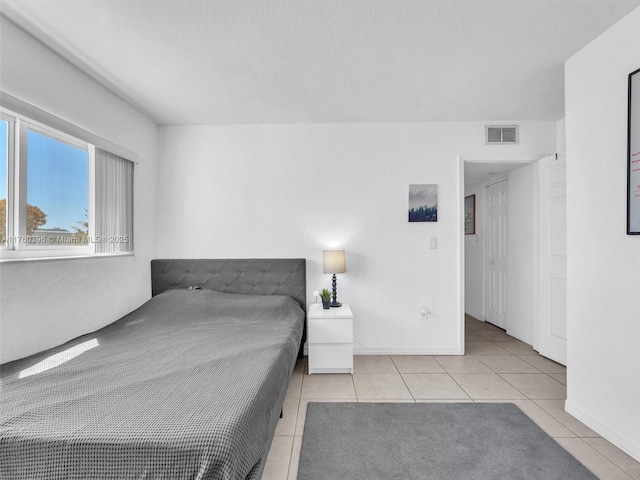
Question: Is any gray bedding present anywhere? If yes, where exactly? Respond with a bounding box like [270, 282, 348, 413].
[0, 289, 304, 480]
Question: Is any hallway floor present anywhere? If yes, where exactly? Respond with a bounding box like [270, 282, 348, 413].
[262, 315, 640, 480]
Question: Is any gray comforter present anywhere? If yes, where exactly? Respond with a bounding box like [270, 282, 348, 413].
[0, 289, 304, 480]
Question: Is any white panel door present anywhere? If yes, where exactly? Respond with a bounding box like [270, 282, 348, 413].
[538, 154, 567, 365]
[485, 181, 508, 329]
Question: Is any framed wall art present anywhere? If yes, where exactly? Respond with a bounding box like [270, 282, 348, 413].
[464, 194, 476, 234]
[409, 184, 437, 222]
[628, 67, 640, 234]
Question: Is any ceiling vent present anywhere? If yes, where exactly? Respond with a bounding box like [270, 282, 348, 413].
[485, 125, 519, 145]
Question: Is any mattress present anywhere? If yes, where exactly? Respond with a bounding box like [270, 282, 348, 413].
[0, 289, 304, 480]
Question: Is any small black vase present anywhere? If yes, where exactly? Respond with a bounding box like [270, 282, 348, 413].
[322, 300, 330, 309]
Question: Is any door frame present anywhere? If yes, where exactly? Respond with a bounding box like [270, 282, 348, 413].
[458, 153, 544, 352]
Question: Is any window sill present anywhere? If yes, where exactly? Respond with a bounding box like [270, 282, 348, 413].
[0, 252, 135, 264]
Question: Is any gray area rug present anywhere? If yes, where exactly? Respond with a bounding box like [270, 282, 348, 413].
[298, 402, 596, 480]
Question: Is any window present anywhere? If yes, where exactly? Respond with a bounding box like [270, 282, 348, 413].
[0, 107, 134, 259]
[26, 126, 90, 247]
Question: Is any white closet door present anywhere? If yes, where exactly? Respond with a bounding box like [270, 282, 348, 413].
[485, 180, 508, 329]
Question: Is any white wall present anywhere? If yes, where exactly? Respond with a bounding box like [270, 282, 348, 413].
[464, 182, 484, 320]
[158, 122, 554, 354]
[556, 118, 566, 156]
[0, 17, 158, 363]
[507, 164, 535, 345]
[565, 7, 640, 460]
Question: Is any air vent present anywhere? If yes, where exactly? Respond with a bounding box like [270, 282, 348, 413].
[485, 125, 519, 145]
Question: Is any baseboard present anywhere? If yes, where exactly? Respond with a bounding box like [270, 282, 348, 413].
[464, 310, 484, 321]
[504, 328, 533, 347]
[303, 345, 464, 356]
[353, 345, 463, 355]
[565, 400, 640, 462]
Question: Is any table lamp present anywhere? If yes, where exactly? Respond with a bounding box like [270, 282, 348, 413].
[323, 249, 346, 307]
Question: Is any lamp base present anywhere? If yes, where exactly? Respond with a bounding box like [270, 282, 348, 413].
[329, 274, 342, 308]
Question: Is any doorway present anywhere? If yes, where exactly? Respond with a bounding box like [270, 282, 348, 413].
[461, 156, 539, 347]
[461, 154, 568, 366]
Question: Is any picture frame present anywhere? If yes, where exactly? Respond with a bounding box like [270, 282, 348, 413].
[408, 184, 437, 222]
[464, 195, 476, 235]
[628, 67, 640, 235]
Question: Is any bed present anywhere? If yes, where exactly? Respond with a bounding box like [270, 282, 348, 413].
[0, 258, 306, 480]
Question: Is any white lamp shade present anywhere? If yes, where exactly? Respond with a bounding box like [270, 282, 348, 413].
[323, 250, 346, 274]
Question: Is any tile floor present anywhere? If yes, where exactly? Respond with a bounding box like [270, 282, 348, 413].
[262, 315, 640, 480]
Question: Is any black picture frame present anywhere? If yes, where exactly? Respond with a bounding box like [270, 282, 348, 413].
[464, 195, 475, 235]
[627, 67, 640, 235]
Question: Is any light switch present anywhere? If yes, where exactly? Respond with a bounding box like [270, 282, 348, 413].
[430, 237, 438, 249]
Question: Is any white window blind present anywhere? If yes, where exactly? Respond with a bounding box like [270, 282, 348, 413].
[95, 148, 133, 254]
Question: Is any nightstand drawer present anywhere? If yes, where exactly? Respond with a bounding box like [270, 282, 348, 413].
[308, 318, 353, 344]
[309, 344, 353, 372]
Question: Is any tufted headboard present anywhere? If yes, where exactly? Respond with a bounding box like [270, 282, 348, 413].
[151, 258, 306, 311]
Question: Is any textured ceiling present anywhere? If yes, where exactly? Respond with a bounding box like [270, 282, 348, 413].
[2, 0, 639, 125]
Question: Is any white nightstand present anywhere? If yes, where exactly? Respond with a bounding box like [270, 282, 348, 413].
[307, 303, 353, 374]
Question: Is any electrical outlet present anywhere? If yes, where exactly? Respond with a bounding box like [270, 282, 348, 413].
[420, 306, 428, 319]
